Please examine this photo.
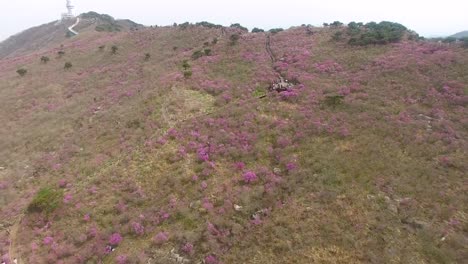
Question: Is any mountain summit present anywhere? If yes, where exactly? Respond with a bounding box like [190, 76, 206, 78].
[0, 12, 142, 59]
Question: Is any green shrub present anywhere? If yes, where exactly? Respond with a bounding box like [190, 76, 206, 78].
[253, 87, 267, 98]
[182, 60, 191, 70]
[179, 22, 190, 30]
[196, 21, 222, 28]
[111, 45, 118, 54]
[348, 21, 407, 46]
[269, 28, 284, 34]
[347, 22, 362, 36]
[211, 38, 218, 45]
[183, 70, 192, 79]
[252, 28, 265, 33]
[192, 50, 204, 60]
[331, 21, 344, 27]
[144, 53, 151, 61]
[40, 56, 50, 64]
[64, 62, 73, 69]
[204, 49, 212, 56]
[28, 187, 63, 214]
[16, 68, 27, 77]
[230, 23, 248, 31]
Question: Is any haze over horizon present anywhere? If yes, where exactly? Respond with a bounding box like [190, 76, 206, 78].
[1, 0, 467, 41]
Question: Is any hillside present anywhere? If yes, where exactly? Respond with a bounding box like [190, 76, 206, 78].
[0, 21, 467, 264]
[0, 12, 143, 59]
[449, 30, 468, 39]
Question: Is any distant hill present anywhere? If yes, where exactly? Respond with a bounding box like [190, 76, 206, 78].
[0, 11, 143, 59]
[449, 30, 468, 39]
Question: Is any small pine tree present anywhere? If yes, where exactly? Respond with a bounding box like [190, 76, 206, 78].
[64, 62, 73, 69]
[16, 68, 27, 77]
[111, 45, 118, 54]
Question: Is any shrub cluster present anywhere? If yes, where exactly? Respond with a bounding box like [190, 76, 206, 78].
[251, 28, 265, 33]
[230, 23, 248, 31]
[346, 21, 408, 45]
[196, 21, 223, 29]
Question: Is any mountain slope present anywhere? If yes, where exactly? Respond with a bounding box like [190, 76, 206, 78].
[0, 12, 143, 59]
[0, 22, 467, 264]
[449, 30, 468, 39]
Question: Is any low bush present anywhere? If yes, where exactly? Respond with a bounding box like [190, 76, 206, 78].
[251, 28, 265, 33]
[230, 23, 248, 31]
[331, 21, 344, 27]
[28, 187, 63, 214]
[64, 62, 73, 69]
[269, 28, 284, 34]
[204, 49, 212, 56]
[111, 45, 118, 54]
[192, 50, 204, 60]
[145, 53, 151, 61]
[183, 70, 192, 79]
[16, 68, 27, 77]
[196, 21, 222, 29]
[182, 60, 191, 71]
[40, 56, 50, 64]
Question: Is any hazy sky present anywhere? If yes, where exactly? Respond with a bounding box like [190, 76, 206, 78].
[1, 0, 467, 41]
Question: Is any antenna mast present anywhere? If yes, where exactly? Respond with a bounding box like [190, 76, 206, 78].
[66, 0, 74, 17]
[61, 0, 75, 20]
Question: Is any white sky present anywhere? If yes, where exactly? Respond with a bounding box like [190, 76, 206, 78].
[1, 0, 467, 41]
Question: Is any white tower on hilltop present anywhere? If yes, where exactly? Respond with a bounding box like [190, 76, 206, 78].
[61, 0, 75, 20]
